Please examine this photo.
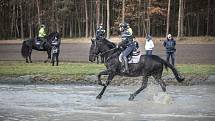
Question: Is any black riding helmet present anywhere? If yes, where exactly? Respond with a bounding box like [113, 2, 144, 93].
[119, 23, 129, 28]
[97, 24, 103, 29]
[119, 23, 129, 32]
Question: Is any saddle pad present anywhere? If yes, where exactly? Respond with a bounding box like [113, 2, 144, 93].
[119, 53, 141, 64]
[35, 42, 40, 45]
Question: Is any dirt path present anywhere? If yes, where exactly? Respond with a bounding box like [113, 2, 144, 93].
[0, 43, 215, 64]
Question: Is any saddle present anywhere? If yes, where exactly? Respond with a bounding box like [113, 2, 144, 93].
[119, 50, 141, 64]
[35, 37, 41, 45]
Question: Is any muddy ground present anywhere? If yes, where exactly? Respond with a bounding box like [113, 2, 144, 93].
[0, 43, 215, 64]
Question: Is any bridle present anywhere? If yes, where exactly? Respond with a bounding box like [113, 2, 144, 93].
[90, 40, 99, 58]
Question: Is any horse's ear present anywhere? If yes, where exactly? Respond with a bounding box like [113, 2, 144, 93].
[91, 39, 95, 43]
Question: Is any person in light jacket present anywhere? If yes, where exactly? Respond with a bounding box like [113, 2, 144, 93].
[145, 34, 154, 55]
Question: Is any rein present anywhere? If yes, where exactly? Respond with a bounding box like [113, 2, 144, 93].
[100, 47, 118, 56]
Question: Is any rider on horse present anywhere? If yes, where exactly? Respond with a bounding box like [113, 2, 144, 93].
[96, 24, 106, 41]
[119, 23, 136, 73]
[38, 24, 47, 49]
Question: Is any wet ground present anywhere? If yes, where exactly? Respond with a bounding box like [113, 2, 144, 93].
[0, 84, 215, 121]
[0, 43, 215, 64]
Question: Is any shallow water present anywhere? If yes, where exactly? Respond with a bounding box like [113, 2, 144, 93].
[0, 83, 215, 121]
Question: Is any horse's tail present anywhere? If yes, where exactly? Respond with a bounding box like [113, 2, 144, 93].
[158, 56, 184, 82]
[21, 41, 29, 58]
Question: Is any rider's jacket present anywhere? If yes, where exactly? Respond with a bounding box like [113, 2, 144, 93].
[39, 27, 47, 38]
[121, 29, 133, 47]
[128, 28, 133, 36]
[163, 38, 176, 52]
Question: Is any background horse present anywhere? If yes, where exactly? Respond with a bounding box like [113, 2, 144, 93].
[89, 40, 184, 101]
[21, 32, 61, 63]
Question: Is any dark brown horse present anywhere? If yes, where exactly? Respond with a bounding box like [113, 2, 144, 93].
[89, 39, 184, 101]
[21, 32, 61, 64]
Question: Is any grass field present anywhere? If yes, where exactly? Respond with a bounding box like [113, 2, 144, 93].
[0, 61, 214, 76]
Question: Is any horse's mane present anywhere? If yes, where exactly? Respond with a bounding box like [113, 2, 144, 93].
[106, 48, 121, 61]
[102, 38, 116, 48]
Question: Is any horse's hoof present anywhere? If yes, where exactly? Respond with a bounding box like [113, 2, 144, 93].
[98, 81, 105, 86]
[128, 94, 135, 101]
[96, 95, 102, 99]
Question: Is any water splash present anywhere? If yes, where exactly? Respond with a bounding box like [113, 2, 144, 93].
[153, 92, 173, 104]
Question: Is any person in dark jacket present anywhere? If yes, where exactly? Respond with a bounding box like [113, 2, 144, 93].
[118, 23, 136, 73]
[96, 24, 105, 41]
[163, 34, 176, 66]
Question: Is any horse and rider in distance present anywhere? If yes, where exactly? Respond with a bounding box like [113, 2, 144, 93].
[21, 24, 61, 66]
[89, 22, 184, 101]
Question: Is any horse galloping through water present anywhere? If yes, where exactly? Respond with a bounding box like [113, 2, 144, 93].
[21, 32, 61, 65]
[89, 39, 184, 101]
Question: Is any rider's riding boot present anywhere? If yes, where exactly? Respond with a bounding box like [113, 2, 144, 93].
[40, 41, 45, 50]
[123, 56, 129, 73]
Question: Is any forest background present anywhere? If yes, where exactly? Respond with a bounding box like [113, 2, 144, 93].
[0, 0, 214, 40]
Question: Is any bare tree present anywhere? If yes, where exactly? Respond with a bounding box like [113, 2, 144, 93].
[206, 0, 210, 36]
[177, 0, 184, 38]
[147, 0, 151, 34]
[20, 0, 24, 39]
[96, 0, 100, 26]
[106, 0, 110, 38]
[138, 0, 141, 36]
[122, 0, 125, 23]
[36, 0, 41, 26]
[166, 0, 171, 36]
[85, 0, 88, 38]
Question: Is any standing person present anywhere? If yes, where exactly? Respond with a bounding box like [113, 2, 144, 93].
[163, 34, 176, 66]
[145, 34, 154, 55]
[38, 24, 47, 49]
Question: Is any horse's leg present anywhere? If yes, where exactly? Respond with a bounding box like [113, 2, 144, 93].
[56, 53, 59, 66]
[101, 56, 104, 63]
[129, 76, 148, 101]
[45, 50, 51, 63]
[157, 78, 166, 92]
[26, 57, 29, 63]
[96, 74, 114, 99]
[29, 49, 32, 63]
[97, 69, 111, 86]
[51, 54, 55, 66]
[96, 56, 99, 64]
[153, 68, 166, 92]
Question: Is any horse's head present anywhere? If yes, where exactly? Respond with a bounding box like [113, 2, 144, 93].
[89, 39, 101, 62]
[47, 32, 61, 45]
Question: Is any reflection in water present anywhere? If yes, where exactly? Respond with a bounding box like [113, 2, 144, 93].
[0, 84, 215, 121]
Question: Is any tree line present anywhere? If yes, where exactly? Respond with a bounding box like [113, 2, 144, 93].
[0, 0, 214, 40]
